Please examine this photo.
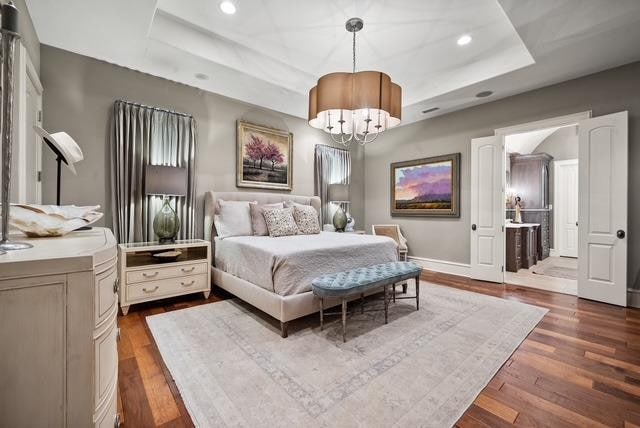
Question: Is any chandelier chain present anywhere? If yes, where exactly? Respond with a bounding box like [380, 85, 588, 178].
[352, 30, 356, 73]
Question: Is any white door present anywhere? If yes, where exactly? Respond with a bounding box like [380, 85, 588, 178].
[578, 111, 628, 306]
[555, 160, 578, 257]
[24, 70, 42, 203]
[470, 136, 504, 283]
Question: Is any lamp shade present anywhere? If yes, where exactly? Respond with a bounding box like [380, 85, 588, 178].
[145, 165, 187, 196]
[328, 183, 350, 203]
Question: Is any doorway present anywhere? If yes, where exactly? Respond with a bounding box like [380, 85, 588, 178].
[470, 111, 629, 306]
[504, 124, 579, 295]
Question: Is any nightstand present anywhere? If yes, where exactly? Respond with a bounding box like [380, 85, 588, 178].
[118, 239, 211, 315]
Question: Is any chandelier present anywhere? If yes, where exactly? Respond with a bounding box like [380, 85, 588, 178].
[308, 18, 402, 145]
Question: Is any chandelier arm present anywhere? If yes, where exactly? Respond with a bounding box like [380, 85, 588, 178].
[352, 30, 356, 73]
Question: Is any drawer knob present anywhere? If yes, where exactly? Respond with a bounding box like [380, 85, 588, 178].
[181, 266, 195, 273]
[142, 286, 159, 293]
[143, 272, 159, 278]
[181, 280, 195, 287]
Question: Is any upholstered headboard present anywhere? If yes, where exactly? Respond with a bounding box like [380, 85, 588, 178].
[203, 191, 322, 242]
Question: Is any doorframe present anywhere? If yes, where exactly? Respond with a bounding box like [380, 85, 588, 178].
[553, 159, 579, 257]
[16, 42, 43, 203]
[485, 111, 591, 286]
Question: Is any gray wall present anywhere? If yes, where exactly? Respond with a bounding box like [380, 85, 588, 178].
[534, 126, 578, 161]
[40, 45, 364, 238]
[364, 61, 640, 290]
[15, 0, 39, 71]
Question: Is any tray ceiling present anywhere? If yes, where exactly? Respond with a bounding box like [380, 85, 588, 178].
[28, 0, 640, 125]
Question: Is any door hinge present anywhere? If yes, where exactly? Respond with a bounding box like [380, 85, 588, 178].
[37, 110, 42, 123]
[501, 266, 504, 272]
[501, 225, 505, 232]
[37, 171, 42, 182]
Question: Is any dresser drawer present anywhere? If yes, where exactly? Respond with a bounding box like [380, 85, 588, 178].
[94, 318, 118, 411]
[126, 262, 208, 284]
[96, 266, 118, 328]
[127, 274, 208, 302]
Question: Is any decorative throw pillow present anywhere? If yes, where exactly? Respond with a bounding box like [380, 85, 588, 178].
[293, 204, 320, 234]
[262, 207, 299, 237]
[213, 199, 254, 239]
[249, 202, 284, 236]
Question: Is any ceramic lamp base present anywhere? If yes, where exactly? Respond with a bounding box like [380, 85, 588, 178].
[153, 198, 181, 243]
[332, 206, 348, 232]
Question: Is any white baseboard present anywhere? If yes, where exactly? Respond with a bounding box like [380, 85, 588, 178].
[408, 256, 471, 278]
[549, 248, 559, 257]
[628, 288, 640, 309]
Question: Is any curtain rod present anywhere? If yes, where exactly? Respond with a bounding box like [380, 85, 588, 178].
[115, 99, 193, 118]
[315, 143, 350, 153]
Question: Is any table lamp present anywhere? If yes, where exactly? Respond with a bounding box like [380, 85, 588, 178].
[328, 183, 350, 232]
[145, 165, 187, 243]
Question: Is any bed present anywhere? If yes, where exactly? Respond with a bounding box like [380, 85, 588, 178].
[204, 191, 398, 337]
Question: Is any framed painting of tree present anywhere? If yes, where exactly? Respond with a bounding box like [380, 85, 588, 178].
[236, 121, 293, 190]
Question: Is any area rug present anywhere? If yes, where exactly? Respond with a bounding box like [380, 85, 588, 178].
[532, 258, 578, 280]
[147, 282, 547, 428]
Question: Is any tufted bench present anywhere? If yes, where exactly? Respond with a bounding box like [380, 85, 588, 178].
[311, 261, 422, 342]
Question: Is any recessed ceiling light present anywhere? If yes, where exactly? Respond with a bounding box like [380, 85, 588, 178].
[220, 1, 236, 15]
[195, 73, 209, 80]
[476, 90, 493, 98]
[422, 107, 439, 114]
[457, 34, 472, 46]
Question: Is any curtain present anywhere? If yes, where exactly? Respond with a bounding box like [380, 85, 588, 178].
[111, 100, 196, 243]
[314, 144, 351, 225]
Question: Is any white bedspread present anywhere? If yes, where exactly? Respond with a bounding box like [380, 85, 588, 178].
[214, 232, 398, 296]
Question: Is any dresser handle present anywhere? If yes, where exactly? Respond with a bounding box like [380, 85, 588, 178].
[142, 286, 159, 293]
[181, 280, 195, 287]
[117, 327, 121, 341]
[181, 266, 195, 273]
[113, 278, 119, 294]
[143, 272, 159, 278]
[114, 413, 121, 427]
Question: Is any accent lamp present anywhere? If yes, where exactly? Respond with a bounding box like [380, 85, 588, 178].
[145, 165, 187, 243]
[328, 183, 350, 232]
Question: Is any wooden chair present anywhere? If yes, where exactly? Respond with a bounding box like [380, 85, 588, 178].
[372, 224, 409, 292]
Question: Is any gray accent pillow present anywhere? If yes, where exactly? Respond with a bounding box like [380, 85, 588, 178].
[262, 207, 299, 237]
[293, 205, 320, 234]
[213, 199, 254, 239]
[249, 202, 284, 236]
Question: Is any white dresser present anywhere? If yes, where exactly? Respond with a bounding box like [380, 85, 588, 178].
[0, 227, 119, 427]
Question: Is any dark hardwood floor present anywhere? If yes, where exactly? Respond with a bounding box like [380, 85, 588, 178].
[117, 272, 640, 427]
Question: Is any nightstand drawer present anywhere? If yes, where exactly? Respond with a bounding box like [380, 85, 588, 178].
[127, 274, 208, 302]
[126, 262, 208, 284]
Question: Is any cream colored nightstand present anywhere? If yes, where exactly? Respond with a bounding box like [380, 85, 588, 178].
[118, 239, 211, 315]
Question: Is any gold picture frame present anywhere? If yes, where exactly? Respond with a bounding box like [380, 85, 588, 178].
[236, 121, 293, 191]
[390, 153, 461, 217]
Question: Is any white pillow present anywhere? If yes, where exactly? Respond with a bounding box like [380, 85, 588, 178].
[213, 199, 254, 239]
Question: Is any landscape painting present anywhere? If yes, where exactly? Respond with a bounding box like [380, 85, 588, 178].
[390, 153, 460, 217]
[237, 121, 293, 190]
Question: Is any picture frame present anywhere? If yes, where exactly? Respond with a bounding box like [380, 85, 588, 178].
[236, 120, 293, 191]
[390, 153, 461, 217]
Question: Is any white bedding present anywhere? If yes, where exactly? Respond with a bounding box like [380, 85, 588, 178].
[214, 232, 398, 296]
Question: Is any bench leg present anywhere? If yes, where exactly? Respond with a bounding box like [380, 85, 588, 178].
[393, 284, 396, 303]
[342, 299, 347, 342]
[280, 321, 289, 338]
[415, 276, 420, 311]
[384, 284, 389, 324]
[320, 297, 324, 331]
[402, 283, 408, 294]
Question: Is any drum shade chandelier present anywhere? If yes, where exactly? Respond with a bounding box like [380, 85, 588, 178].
[308, 17, 402, 145]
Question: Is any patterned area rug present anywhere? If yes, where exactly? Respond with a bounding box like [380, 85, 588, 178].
[147, 282, 547, 428]
[532, 257, 578, 280]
